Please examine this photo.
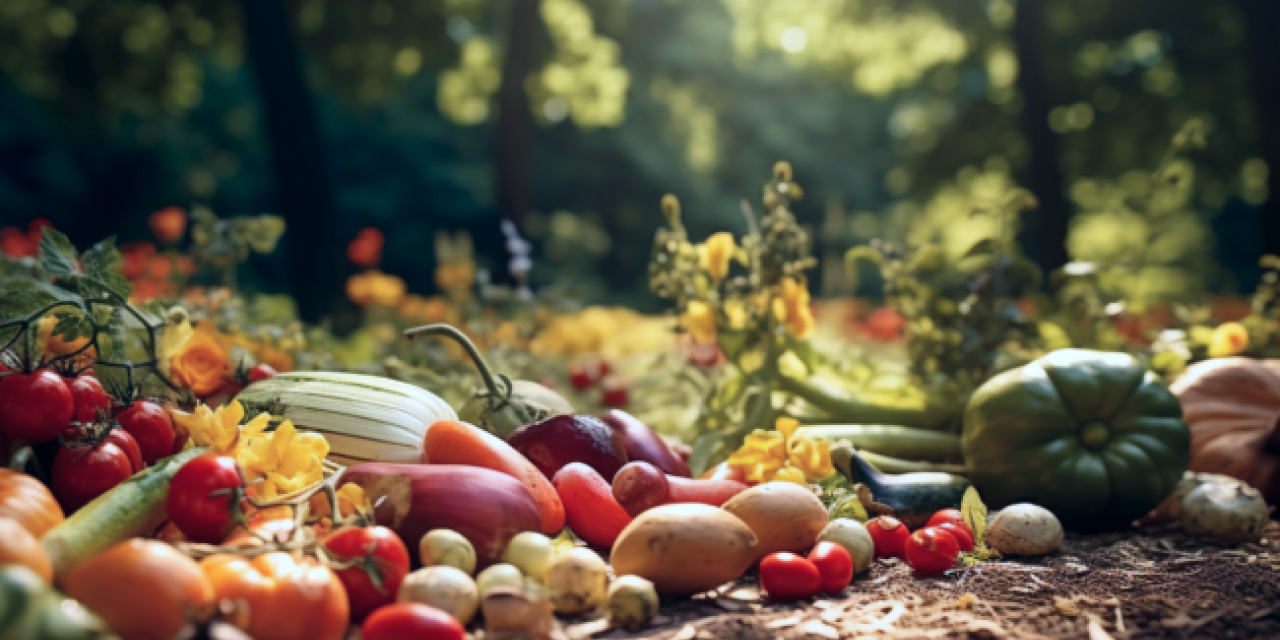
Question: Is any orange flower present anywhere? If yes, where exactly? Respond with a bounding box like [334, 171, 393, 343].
[149, 207, 188, 243]
[346, 270, 407, 307]
[170, 323, 231, 397]
[772, 277, 815, 338]
[346, 228, 384, 268]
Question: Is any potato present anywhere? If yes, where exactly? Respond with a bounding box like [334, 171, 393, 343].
[610, 503, 758, 596]
[721, 482, 827, 559]
[985, 503, 1063, 556]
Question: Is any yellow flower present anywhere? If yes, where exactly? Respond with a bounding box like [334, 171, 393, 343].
[682, 301, 718, 344]
[700, 232, 737, 281]
[1208, 322, 1249, 358]
[236, 413, 329, 502]
[772, 277, 815, 338]
[726, 417, 834, 485]
[723, 300, 748, 329]
[171, 400, 245, 455]
[310, 482, 373, 520]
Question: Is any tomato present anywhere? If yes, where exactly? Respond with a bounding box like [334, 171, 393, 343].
[0, 517, 52, 582]
[552, 462, 633, 548]
[600, 376, 629, 408]
[935, 521, 975, 552]
[51, 437, 134, 512]
[867, 516, 911, 559]
[362, 602, 465, 640]
[904, 527, 960, 577]
[68, 374, 112, 424]
[759, 552, 822, 601]
[322, 525, 411, 620]
[201, 552, 349, 640]
[167, 455, 244, 544]
[925, 508, 967, 530]
[106, 428, 144, 473]
[0, 469, 64, 537]
[568, 359, 607, 390]
[0, 370, 74, 443]
[807, 541, 854, 594]
[64, 539, 216, 640]
[116, 399, 175, 464]
[247, 363, 279, 384]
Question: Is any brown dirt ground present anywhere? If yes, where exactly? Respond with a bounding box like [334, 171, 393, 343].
[560, 522, 1280, 640]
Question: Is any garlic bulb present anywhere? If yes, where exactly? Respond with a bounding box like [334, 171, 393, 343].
[985, 503, 1063, 556]
[1181, 481, 1272, 542]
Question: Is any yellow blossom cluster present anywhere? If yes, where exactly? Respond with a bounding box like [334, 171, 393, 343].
[727, 417, 835, 485]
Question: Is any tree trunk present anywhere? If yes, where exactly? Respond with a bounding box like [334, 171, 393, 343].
[495, 0, 541, 230]
[1239, 0, 1280, 258]
[241, 0, 354, 329]
[1012, 0, 1070, 273]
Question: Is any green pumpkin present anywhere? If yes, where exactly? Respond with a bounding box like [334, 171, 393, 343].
[962, 349, 1189, 530]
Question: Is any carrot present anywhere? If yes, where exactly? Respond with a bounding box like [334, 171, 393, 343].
[612, 460, 748, 517]
[552, 463, 632, 548]
[423, 420, 565, 535]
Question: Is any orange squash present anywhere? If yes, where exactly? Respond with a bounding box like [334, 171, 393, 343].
[1171, 357, 1280, 502]
[0, 468, 65, 537]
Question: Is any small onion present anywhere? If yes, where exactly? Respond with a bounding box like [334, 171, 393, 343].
[502, 531, 556, 582]
[816, 519, 875, 575]
[419, 529, 477, 575]
[545, 548, 608, 615]
[607, 576, 659, 631]
[1181, 481, 1272, 542]
[1143, 472, 1239, 525]
[985, 503, 1063, 556]
[397, 566, 480, 625]
[476, 563, 525, 596]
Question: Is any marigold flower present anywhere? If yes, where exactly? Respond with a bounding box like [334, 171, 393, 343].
[149, 206, 188, 243]
[700, 232, 737, 281]
[169, 323, 231, 398]
[682, 301, 718, 344]
[1208, 321, 1249, 358]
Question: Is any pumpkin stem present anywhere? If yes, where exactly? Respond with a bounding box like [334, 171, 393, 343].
[403, 324, 506, 400]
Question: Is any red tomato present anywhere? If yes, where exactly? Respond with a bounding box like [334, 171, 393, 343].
[807, 541, 854, 594]
[935, 521, 975, 552]
[759, 552, 822, 601]
[167, 455, 244, 544]
[925, 508, 967, 530]
[0, 370, 74, 443]
[116, 399, 175, 464]
[552, 462, 633, 548]
[600, 376, 629, 408]
[68, 374, 112, 424]
[867, 516, 911, 559]
[362, 603, 464, 640]
[51, 439, 134, 512]
[904, 527, 960, 577]
[106, 428, 144, 473]
[322, 526, 411, 620]
[248, 364, 278, 384]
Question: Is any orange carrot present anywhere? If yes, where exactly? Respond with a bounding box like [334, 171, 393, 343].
[423, 420, 566, 535]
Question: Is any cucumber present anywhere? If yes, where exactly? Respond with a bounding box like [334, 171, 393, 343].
[794, 425, 962, 462]
[830, 443, 969, 530]
[42, 447, 207, 580]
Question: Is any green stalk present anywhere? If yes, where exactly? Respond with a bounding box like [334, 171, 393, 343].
[795, 425, 962, 462]
[404, 323, 532, 425]
[858, 450, 966, 475]
[779, 375, 957, 430]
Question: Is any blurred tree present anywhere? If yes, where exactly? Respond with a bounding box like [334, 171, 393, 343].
[1238, 0, 1280, 257]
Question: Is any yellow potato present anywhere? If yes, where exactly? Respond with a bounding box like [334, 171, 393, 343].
[610, 504, 757, 596]
[722, 482, 827, 559]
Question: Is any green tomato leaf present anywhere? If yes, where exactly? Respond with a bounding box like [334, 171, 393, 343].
[687, 432, 726, 478]
[38, 228, 81, 278]
[80, 237, 134, 301]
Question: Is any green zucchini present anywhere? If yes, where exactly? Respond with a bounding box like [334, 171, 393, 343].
[779, 375, 959, 430]
[42, 447, 207, 580]
[794, 425, 962, 462]
[830, 443, 969, 530]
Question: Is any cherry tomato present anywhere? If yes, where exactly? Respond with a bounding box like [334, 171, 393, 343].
[904, 527, 960, 577]
[759, 552, 822, 601]
[106, 428, 144, 473]
[807, 541, 854, 594]
[116, 399, 175, 465]
[925, 508, 967, 530]
[322, 525, 411, 620]
[867, 516, 911, 559]
[51, 438, 134, 512]
[247, 364, 278, 384]
[362, 603, 464, 640]
[68, 374, 112, 424]
[167, 455, 244, 544]
[935, 521, 975, 552]
[0, 370, 74, 443]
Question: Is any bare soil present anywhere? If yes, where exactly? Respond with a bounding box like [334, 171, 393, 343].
[564, 522, 1280, 640]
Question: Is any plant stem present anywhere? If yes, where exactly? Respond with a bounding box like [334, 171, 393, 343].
[404, 324, 505, 399]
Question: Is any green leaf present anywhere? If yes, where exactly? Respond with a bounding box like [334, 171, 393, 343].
[687, 432, 726, 478]
[0, 278, 76, 320]
[80, 237, 134, 301]
[961, 486, 987, 546]
[38, 228, 81, 278]
[51, 313, 93, 344]
[961, 237, 997, 260]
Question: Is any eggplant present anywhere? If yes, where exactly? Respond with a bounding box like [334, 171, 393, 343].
[830, 444, 969, 530]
